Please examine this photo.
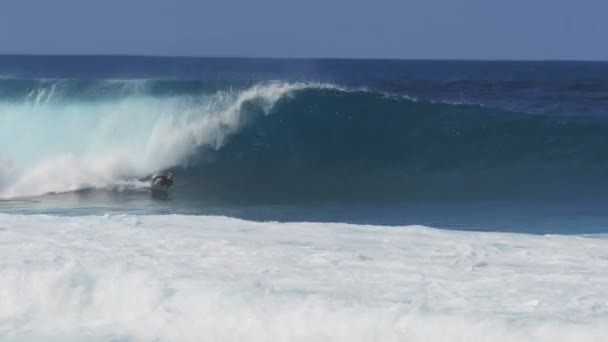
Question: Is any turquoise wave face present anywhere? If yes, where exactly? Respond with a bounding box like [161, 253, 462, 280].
[178, 88, 608, 203]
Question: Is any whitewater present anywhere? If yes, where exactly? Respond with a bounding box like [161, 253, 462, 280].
[1, 213, 607, 341]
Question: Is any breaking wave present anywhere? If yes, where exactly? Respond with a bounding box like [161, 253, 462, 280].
[2, 78, 608, 202]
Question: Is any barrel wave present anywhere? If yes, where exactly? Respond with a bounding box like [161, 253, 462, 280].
[1, 77, 608, 203]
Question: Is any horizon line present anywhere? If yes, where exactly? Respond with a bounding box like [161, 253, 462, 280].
[0, 53, 606, 63]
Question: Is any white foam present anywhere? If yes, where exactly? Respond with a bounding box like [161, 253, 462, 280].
[0, 82, 339, 199]
[0, 214, 606, 341]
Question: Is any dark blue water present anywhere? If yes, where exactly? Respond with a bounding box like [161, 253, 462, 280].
[1, 56, 608, 234]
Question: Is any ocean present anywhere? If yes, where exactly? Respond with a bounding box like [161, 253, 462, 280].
[0, 56, 607, 341]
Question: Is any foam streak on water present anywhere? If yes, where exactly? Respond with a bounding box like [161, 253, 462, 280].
[0, 214, 606, 341]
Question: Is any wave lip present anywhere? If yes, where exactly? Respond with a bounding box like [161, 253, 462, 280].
[1, 214, 607, 341]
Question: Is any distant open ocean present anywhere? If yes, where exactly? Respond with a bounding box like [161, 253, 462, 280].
[1, 56, 607, 341]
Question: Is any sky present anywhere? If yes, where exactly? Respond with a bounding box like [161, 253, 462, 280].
[0, 0, 606, 60]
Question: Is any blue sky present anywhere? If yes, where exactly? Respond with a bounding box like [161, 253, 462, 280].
[0, 0, 606, 60]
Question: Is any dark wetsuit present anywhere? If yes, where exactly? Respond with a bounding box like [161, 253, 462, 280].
[153, 175, 173, 187]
